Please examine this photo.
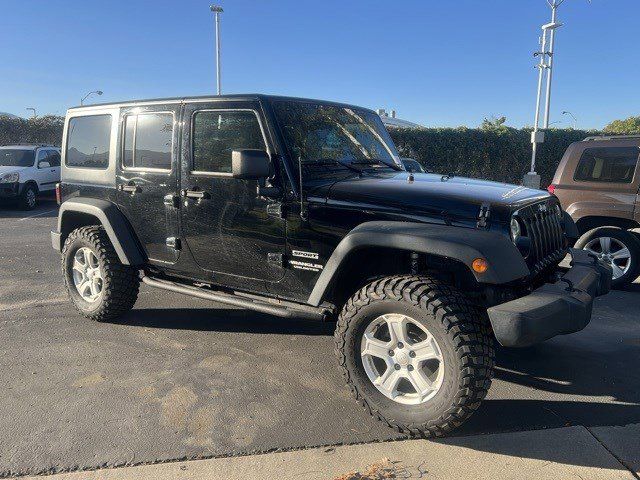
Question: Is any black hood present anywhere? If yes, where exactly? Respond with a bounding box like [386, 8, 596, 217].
[311, 171, 552, 225]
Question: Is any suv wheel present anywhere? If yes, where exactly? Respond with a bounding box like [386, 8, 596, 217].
[62, 226, 140, 321]
[575, 227, 640, 288]
[19, 184, 38, 210]
[335, 275, 494, 437]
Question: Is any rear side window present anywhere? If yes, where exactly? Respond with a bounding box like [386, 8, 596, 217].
[123, 113, 173, 170]
[47, 150, 61, 167]
[192, 110, 266, 173]
[66, 115, 112, 169]
[574, 146, 639, 183]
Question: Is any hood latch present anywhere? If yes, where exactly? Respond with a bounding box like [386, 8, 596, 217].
[477, 203, 491, 229]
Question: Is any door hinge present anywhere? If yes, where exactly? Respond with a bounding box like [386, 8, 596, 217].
[267, 252, 285, 268]
[477, 203, 491, 229]
[266, 203, 285, 218]
[166, 237, 181, 250]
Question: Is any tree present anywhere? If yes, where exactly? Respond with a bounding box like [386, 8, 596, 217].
[603, 116, 640, 135]
[480, 116, 508, 131]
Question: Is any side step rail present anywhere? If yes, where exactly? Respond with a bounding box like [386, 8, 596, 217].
[141, 275, 328, 321]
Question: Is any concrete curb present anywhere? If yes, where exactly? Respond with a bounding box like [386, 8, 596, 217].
[14, 425, 637, 480]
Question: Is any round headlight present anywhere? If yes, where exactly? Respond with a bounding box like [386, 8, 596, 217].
[510, 217, 521, 242]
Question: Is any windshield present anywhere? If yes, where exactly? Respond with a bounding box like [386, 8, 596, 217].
[272, 101, 401, 175]
[0, 148, 35, 167]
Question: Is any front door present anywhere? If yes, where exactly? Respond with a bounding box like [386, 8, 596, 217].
[180, 101, 286, 289]
[115, 104, 180, 265]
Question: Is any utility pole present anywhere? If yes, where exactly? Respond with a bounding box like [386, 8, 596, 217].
[525, 0, 565, 189]
[210, 5, 223, 95]
[26, 107, 37, 119]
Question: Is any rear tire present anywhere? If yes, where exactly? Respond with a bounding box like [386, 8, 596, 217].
[62, 226, 139, 321]
[19, 184, 38, 210]
[334, 275, 495, 437]
[575, 227, 640, 288]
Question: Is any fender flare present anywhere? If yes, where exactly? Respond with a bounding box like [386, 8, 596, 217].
[55, 198, 146, 266]
[307, 221, 530, 306]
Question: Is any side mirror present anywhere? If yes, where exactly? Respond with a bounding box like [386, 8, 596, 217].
[232, 149, 271, 180]
[38, 161, 51, 169]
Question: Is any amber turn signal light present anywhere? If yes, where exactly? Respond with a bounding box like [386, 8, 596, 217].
[472, 258, 489, 274]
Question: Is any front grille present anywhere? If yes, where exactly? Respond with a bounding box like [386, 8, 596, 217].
[516, 200, 566, 276]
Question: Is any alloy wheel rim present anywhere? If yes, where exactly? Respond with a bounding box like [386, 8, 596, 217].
[584, 236, 632, 280]
[26, 189, 36, 208]
[72, 247, 104, 302]
[360, 313, 445, 405]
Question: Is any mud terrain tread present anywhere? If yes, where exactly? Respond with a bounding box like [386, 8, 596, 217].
[334, 274, 495, 437]
[62, 226, 139, 321]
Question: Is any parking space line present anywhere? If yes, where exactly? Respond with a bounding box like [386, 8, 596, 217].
[18, 209, 58, 221]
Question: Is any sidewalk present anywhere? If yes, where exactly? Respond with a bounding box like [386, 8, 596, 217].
[16, 424, 639, 480]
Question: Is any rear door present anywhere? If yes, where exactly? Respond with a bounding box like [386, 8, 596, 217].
[35, 148, 59, 191]
[179, 100, 286, 290]
[115, 103, 181, 265]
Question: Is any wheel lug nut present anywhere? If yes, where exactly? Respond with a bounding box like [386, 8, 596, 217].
[394, 364, 401, 370]
[409, 351, 416, 358]
[388, 350, 395, 356]
[397, 342, 404, 349]
[407, 365, 414, 371]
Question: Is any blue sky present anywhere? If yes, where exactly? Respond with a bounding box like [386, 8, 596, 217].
[1, 0, 638, 129]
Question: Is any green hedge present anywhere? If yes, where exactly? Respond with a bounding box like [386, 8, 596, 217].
[389, 127, 600, 188]
[0, 114, 600, 188]
[0, 115, 64, 148]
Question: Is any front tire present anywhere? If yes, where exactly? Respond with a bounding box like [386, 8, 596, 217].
[335, 275, 494, 437]
[575, 227, 640, 288]
[62, 226, 140, 321]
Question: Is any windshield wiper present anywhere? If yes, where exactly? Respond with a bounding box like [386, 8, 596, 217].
[308, 158, 363, 173]
[350, 158, 402, 171]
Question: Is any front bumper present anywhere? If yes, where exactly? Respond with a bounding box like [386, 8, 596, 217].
[0, 182, 20, 199]
[487, 249, 612, 348]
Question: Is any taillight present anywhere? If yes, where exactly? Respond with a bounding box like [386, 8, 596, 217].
[547, 184, 556, 195]
[55, 183, 61, 205]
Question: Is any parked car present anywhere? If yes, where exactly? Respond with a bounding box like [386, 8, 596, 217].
[0, 144, 61, 209]
[51, 95, 610, 437]
[549, 135, 640, 287]
[401, 157, 426, 173]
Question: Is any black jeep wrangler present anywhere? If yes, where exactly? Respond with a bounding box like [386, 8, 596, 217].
[52, 95, 611, 436]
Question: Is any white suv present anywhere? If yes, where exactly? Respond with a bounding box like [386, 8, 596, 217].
[0, 144, 61, 210]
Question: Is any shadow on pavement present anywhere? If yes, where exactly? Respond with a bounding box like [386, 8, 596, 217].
[0, 197, 58, 219]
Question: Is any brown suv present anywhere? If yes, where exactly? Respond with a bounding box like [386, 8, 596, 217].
[549, 135, 640, 287]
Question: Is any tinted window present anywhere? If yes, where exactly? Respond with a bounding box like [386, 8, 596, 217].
[123, 113, 173, 170]
[66, 115, 112, 169]
[47, 150, 61, 167]
[0, 149, 35, 167]
[192, 110, 266, 173]
[574, 147, 639, 183]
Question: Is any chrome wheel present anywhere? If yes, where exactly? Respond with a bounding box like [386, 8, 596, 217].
[72, 247, 104, 302]
[361, 313, 445, 405]
[584, 236, 631, 280]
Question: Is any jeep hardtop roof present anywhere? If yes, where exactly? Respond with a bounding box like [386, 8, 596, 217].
[66, 94, 377, 115]
[583, 134, 640, 142]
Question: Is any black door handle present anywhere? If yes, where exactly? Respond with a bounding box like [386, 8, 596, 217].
[119, 184, 141, 194]
[181, 189, 210, 200]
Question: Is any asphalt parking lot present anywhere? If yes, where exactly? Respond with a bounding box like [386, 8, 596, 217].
[1, 200, 639, 477]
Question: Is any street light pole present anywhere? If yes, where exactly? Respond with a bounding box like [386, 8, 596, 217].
[562, 110, 577, 129]
[210, 5, 223, 95]
[525, 0, 565, 189]
[81, 90, 103, 106]
[26, 108, 37, 119]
